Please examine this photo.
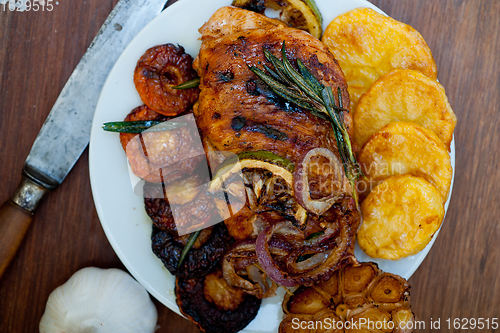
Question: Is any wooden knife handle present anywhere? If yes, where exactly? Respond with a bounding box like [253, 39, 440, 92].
[0, 175, 48, 279]
[0, 201, 34, 278]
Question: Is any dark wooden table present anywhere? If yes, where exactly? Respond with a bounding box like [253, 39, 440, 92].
[1, 0, 499, 332]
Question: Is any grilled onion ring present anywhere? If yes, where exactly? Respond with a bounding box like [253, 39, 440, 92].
[294, 148, 348, 215]
[255, 219, 356, 287]
[222, 238, 289, 298]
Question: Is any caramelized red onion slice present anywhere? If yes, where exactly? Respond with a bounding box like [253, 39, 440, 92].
[223, 240, 257, 291]
[223, 239, 284, 298]
[294, 148, 347, 215]
[223, 253, 259, 292]
[283, 221, 342, 274]
[292, 251, 332, 272]
[290, 220, 353, 285]
[229, 212, 356, 289]
[284, 231, 347, 275]
[256, 223, 298, 287]
[246, 265, 278, 297]
[256, 219, 354, 287]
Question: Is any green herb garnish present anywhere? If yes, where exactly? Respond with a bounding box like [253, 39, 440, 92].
[306, 231, 324, 240]
[249, 42, 363, 207]
[177, 230, 201, 268]
[102, 120, 186, 133]
[173, 77, 200, 89]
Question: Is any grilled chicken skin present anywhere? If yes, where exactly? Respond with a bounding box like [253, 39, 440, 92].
[193, 6, 352, 167]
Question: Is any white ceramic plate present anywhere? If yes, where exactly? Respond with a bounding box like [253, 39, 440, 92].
[89, 0, 455, 332]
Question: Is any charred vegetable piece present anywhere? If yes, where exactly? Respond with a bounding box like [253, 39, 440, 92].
[280, 262, 415, 333]
[232, 0, 322, 38]
[144, 182, 176, 232]
[222, 238, 284, 299]
[176, 269, 261, 333]
[221, 197, 359, 293]
[118, 105, 166, 154]
[207, 151, 307, 240]
[151, 223, 233, 279]
[294, 147, 350, 216]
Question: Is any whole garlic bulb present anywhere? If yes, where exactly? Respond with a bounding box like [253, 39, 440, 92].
[40, 267, 157, 333]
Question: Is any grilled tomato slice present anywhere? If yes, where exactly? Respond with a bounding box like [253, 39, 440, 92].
[134, 44, 199, 116]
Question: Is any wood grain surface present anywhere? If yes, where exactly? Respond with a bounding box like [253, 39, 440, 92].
[0, 0, 498, 332]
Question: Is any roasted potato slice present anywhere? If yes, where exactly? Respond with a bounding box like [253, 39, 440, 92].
[358, 122, 452, 201]
[280, 262, 414, 333]
[354, 69, 457, 150]
[322, 8, 437, 108]
[357, 175, 445, 260]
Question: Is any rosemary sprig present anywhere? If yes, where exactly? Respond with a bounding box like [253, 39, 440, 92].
[102, 120, 186, 133]
[249, 42, 363, 207]
[172, 77, 200, 89]
[178, 230, 201, 268]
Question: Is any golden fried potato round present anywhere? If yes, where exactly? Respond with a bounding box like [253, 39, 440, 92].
[354, 69, 457, 150]
[358, 175, 445, 260]
[322, 8, 437, 108]
[358, 122, 452, 201]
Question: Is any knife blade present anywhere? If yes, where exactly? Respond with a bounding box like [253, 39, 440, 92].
[0, 0, 168, 279]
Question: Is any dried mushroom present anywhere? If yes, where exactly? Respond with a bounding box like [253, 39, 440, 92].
[176, 269, 261, 333]
[151, 223, 233, 278]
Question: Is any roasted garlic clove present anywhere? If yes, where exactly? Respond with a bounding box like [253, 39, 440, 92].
[280, 262, 415, 333]
[287, 287, 330, 315]
[370, 276, 407, 303]
[342, 264, 377, 295]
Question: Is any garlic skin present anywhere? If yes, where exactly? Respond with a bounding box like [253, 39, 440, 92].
[40, 267, 157, 333]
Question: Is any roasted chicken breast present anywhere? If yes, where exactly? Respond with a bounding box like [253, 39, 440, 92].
[193, 6, 352, 167]
[193, 7, 359, 288]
